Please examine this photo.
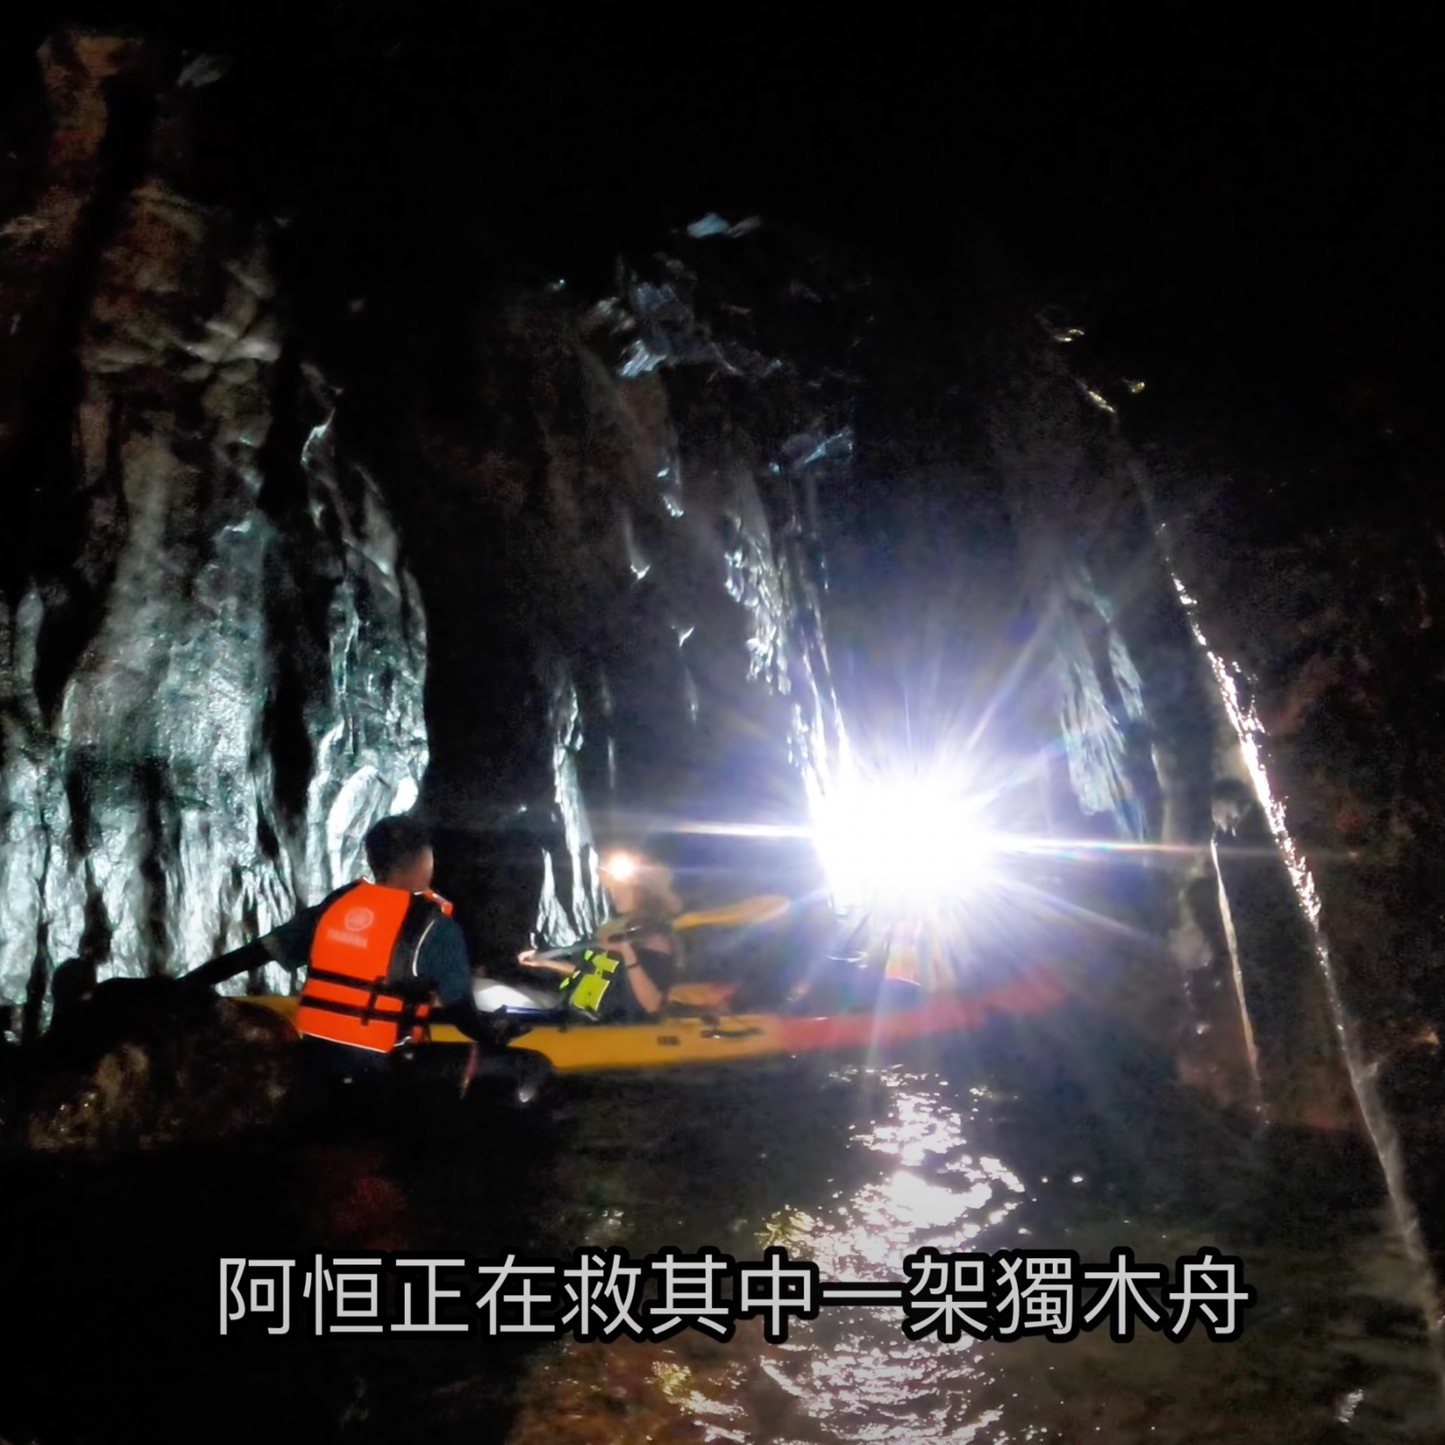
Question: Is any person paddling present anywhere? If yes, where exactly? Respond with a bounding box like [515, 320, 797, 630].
[518, 850, 688, 1021]
[184, 815, 499, 1081]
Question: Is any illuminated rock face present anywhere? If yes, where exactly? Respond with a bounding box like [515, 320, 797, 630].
[0, 34, 427, 1019]
[0, 31, 847, 1048]
[994, 324, 1445, 1134]
[987, 341, 1337, 1116]
[1129, 388, 1445, 1142]
[389, 283, 848, 961]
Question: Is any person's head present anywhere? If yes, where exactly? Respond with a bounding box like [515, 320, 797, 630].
[598, 847, 681, 918]
[364, 815, 435, 892]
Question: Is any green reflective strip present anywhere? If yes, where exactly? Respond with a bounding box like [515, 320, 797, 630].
[569, 971, 611, 1012]
[558, 949, 621, 1015]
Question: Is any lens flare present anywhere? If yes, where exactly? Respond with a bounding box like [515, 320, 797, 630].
[813, 773, 999, 915]
[600, 851, 640, 882]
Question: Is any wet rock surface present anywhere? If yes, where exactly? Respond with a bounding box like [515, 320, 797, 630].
[947, 307, 1445, 1279]
[3, 977, 297, 1151]
[0, 33, 848, 1025]
[359, 236, 851, 960]
[981, 335, 1353, 1123]
[0, 33, 427, 1018]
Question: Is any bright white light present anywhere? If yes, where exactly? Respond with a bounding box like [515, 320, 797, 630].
[813, 775, 997, 913]
[600, 851, 640, 883]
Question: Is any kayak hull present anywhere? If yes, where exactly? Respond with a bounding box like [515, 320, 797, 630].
[234, 969, 1068, 1075]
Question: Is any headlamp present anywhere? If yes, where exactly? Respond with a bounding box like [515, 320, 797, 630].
[600, 851, 641, 883]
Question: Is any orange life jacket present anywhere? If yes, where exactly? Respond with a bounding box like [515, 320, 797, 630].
[294, 882, 449, 1053]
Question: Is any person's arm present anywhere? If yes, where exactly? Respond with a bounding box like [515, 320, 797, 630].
[622, 954, 666, 1015]
[601, 914, 680, 1015]
[181, 938, 274, 988]
[416, 915, 475, 1006]
[180, 897, 331, 988]
[517, 948, 578, 975]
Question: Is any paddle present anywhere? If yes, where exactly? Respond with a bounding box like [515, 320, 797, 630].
[523, 894, 792, 961]
[672, 895, 791, 929]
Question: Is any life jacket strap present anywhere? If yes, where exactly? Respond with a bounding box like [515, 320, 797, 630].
[306, 965, 430, 999]
[297, 992, 432, 1036]
[296, 994, 386, 1023]
[306, 965, 395, 993]
[303, 966, 431, 1029]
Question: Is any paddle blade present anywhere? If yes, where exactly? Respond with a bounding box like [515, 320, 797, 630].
[673, 895, 791, 929]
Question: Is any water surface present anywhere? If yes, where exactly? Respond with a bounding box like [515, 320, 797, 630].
[3, 1013, 1439, 1444]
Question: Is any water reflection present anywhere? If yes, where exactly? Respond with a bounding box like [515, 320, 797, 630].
[2, 1041, 1442, 1444]
[759, 1070, 1029, 1279]
[500, 1055, 1445, 1444]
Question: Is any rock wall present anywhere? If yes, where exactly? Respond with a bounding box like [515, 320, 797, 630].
[0, 34, 427, 1019]
[352, 239, 851, 963]
[990, 315, 1442, 1131]
[1132, 357, 1445, 1147]
[975, 331, 1250, 1094]
[0, 33, 848, 1025]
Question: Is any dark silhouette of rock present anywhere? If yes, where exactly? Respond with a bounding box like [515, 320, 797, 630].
[48, 955, 97, 1030]
[9, 977, 296, 1152]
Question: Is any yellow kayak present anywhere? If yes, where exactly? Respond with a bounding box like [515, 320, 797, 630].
[235, 968, 1068, 1075]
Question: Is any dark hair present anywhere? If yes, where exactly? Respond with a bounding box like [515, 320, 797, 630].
[364, 815, 432, 879]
